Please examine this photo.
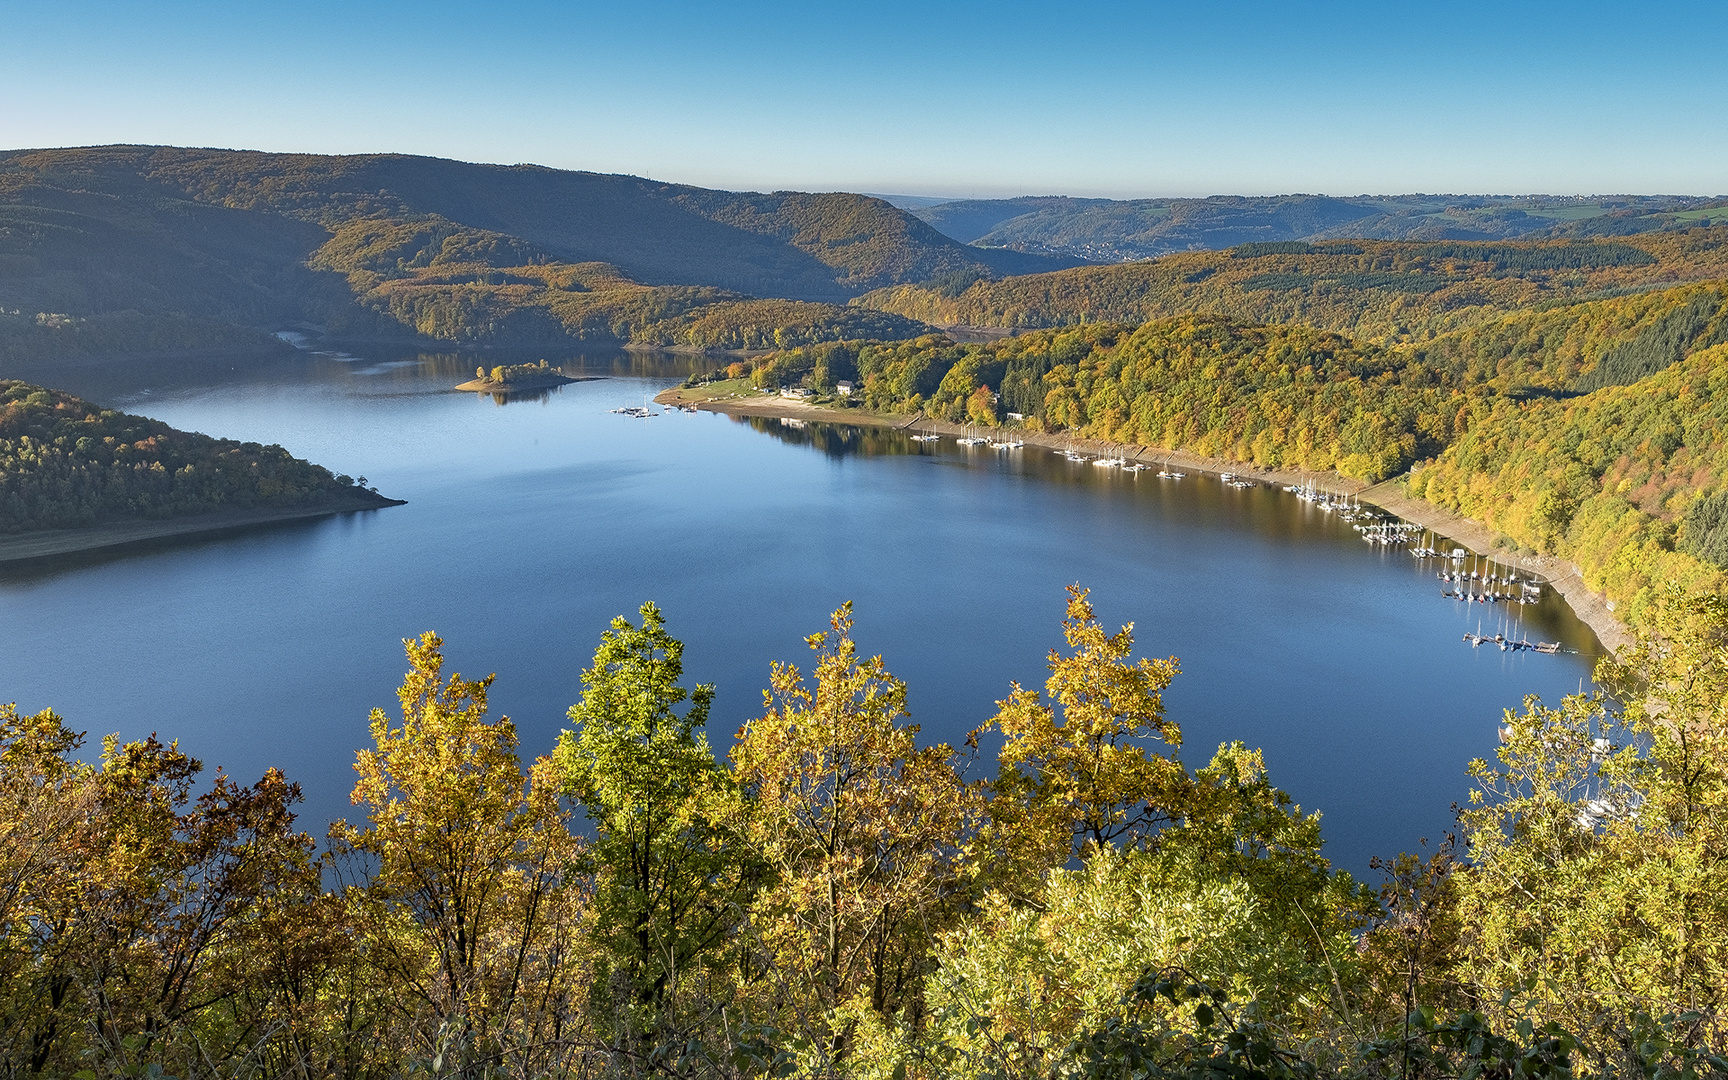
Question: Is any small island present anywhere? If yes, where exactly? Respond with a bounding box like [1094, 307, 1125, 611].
[455, 360, 588, 393]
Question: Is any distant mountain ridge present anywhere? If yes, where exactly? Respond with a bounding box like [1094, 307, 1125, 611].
[854, 231, 1728, 345]
[0, 146, 1079, 360]
[912, 193, 1728, 262]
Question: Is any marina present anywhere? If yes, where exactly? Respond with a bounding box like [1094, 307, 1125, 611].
[853, 428, 1579, 659]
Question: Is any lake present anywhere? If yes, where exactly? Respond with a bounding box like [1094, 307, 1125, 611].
[0, 344, 1601, 875]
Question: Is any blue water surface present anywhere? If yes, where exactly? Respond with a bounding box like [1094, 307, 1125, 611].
[0, 347, 1599, 876]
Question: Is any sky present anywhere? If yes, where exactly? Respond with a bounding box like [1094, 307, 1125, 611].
[3, 0, 1725, 199]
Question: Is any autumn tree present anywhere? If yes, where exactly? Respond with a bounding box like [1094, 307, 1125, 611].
[334, 632, 588, 1078]
[729, 604, 980, 1063]
[1451, 586, 1728, 1063]
[0, 700, 331, 1079]
[0, 703, 91, 1073]
[926, 743, 1373, 1078]
[981, 585, 1186, 885]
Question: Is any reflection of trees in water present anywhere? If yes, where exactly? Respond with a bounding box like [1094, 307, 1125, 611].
[727, 413, 1604, 655]
[737, 416, 920, 459]
[368, 348, 706, 384]
[483, 387, 560, 406]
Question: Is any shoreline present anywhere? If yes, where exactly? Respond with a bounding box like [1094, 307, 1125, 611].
[1353, 482, 1630, 653]
[622, 342, 772, 358]
[657, 385, 1630, 653]
[453, 373, 600, 392]
[0, 492, 406, 567]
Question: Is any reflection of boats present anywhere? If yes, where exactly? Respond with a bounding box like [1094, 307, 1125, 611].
[612, 393, 660, 419]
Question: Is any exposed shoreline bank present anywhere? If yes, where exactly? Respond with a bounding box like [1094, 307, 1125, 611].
[622, 342, 772, 358]
[453, 373, 599, 392]
[0, 491, 406, 567]
[657, 385, 1630, 653]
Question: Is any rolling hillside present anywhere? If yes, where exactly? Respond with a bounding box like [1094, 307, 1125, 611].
[854, 231, 1728, 344]
[0, 146, 1074, 361]
[728, 272, 1728, 629]
[912, 194, 1728, 262]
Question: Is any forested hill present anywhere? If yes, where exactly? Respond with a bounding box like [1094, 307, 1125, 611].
[854, 231, 1728, 344]
[725, 277, 1728, 627]
[913, 193, 1728, 262]
[0, 146, 1066, 360]
[0, 379, 387, 532]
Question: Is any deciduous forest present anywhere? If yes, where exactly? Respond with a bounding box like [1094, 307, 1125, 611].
[0, 380, 381, 533]
[721, 274, 1728, 633]
[3, 587, 1725, 1077]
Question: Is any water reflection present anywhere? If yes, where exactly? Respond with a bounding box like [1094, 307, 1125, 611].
[733, 415, 1601, 657]
[0, 346, 1603, 874]
[0, 340, 705, 404]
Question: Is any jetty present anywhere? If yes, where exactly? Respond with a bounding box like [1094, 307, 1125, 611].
[1464, 631, 1564, 654]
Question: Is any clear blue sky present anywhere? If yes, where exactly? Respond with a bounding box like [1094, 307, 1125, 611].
[3, 0, 1724, 198]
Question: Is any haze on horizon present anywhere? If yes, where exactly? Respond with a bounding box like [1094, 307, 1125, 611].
[3, 0, 1725, 200]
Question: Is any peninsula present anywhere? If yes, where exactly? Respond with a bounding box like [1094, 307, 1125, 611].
[0, 379, 402, 564]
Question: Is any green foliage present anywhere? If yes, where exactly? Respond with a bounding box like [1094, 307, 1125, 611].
[1418, 240, 1658, 272]
[1234, 241, 1324, 258]
[3, 588, 1728, 1076]
[774, 317, 1465, 481]
[1682, 488, 1728, 569]
[1408, 281, 1728, 394]
[471, 359, 561, 386]
[1445, 589, 1728, 1060]
[855, 231, 1728, 346]
[1064, 970, 1320, 1080]
[1573, 291, 1728, 392]
[931, 748, 1371, 1072]
[0, 379, 372, 533]
[554, 602, 747, 1045]
[1409, 342, 1728, 625]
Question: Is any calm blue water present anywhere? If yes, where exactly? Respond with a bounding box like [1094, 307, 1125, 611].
[0, 347, 1599, 875]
